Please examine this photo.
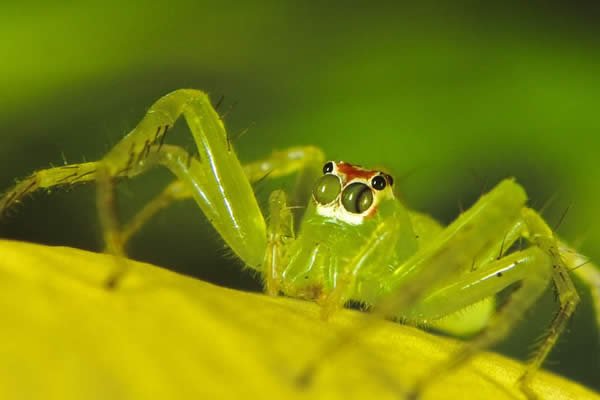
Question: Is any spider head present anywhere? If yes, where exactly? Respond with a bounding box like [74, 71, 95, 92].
[311, 161, 395, 225]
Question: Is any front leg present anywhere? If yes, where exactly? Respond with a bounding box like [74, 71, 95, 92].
[93, 90, 271, 271]
[119, 146, 325, 248]
[0, 90, 270, 283]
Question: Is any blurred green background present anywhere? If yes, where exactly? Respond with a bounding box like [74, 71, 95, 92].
[1, 0, 599, 392]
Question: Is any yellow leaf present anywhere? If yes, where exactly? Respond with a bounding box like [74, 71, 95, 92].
[0, 239, 596, 400]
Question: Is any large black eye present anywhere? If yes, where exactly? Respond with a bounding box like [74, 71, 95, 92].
[341, 183, 373, 214]
[323, 161, 334, 174]
[371, 175, 387, 191]
[313, 174, 341, 205]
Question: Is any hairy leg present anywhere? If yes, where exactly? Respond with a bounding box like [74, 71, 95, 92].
[559, 242, 600, 339]
[516, 208, 580, 397]
[119, 146, 324, 247]
[0, 90, 268, 284]
[0, 162, 99, 217]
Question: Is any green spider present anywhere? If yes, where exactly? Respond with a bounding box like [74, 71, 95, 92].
[1, 89, 599, 398]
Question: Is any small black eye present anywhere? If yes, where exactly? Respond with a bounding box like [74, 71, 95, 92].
[323, 161, 334, 174]
[385, 174, 394, 186]
[371, 175, 387, 190]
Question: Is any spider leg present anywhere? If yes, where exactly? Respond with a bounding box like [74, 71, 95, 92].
[516, 208, 580, 398]
[559, 241, 600, 340]
[404, 208, 583, 399]
[121, 180, 189, 245]
[406, 246, 553, 399]
[109, 90, 266, 271]
[378, 179, 528, 319]
[0, 162, 99, 217]
[319, 219, 405, 319]
[264, 190, 295, 296]
[119, 146, 324, 247]
[96, 165, 127, 288]
[0, 90, 298, 287]
[409, 213, 526, 336]
[243, 146, 325, 208]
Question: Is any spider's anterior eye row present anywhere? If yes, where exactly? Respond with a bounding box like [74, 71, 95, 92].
[315, 162, 388, 214]
[313, 176, 375, 214]
[371, 175, 387, 190]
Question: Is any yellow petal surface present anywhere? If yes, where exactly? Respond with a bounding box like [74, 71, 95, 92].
[0, 240, 597, 400]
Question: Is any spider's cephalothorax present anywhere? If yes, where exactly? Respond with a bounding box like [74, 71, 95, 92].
[280, 161, 417, 302]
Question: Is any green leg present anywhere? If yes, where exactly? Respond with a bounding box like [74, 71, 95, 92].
[246, 146, 324, 295]
[0, 162, 99, 217]
[559, 241, 600, 340]
[406, 210, 527, 337]
[408, 207, 582, 399]
[517, 208, 580, 398]
[121, 180, 189, 245]
[264, 190, 294, 296]
[0, 90, 270, 282]
[378, 179, 529, 317]
[242, 146, 324, 182]
[407, 247, 552, 398]
[295, 219, 407, 386]
[96, 165, 129, 287]
[119, 146, 324, 247]
[243, 145, 324, 208]
[319, 219, 404, 319]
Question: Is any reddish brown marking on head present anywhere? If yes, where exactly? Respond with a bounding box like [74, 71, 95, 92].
[336, 162, 377, 181]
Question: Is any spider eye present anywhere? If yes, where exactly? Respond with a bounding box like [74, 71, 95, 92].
[313, 174, 341, 205]
[385, 174, 394, 186]
[371, 175, 387, 191]
[341, 183, 373, 214]
[323, 161, 335, 174]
